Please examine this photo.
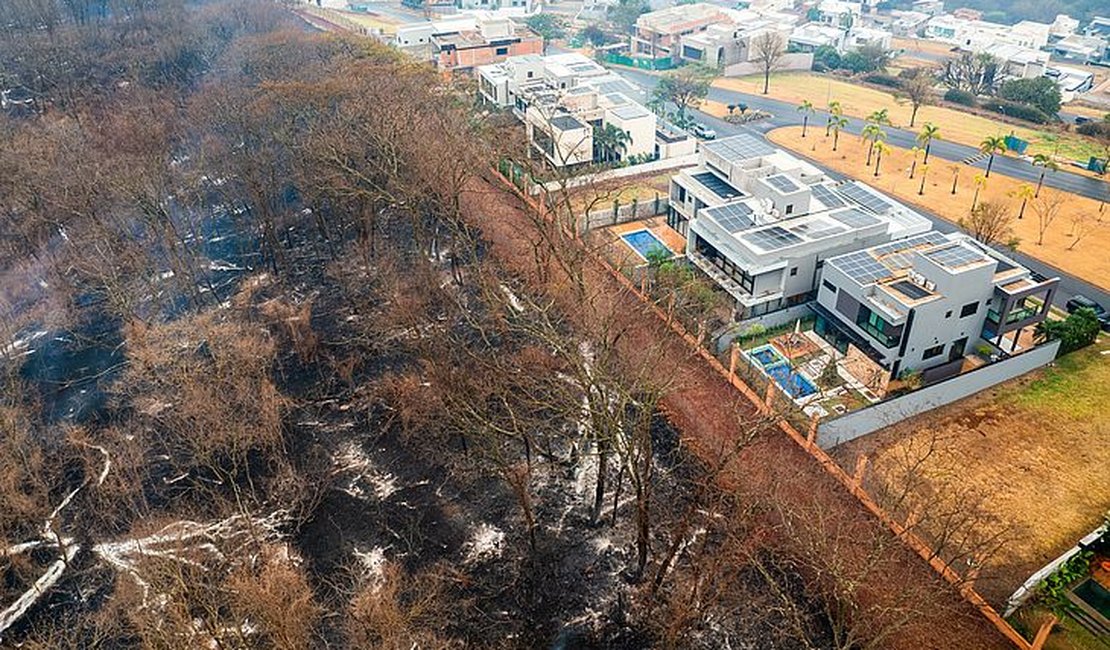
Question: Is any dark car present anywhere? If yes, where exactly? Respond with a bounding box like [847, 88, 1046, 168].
[1074, 116, 1091, 125]
[1065, 294, 1110, 330]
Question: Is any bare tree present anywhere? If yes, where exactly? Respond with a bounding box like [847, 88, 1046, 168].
[897, 68, 936, 128]
[958, 201, 1017, 249]
[753, 31, 786, 95]
[1031, 193, 1065, 246]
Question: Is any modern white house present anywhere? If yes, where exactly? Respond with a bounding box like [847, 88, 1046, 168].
[667, 135, 933, 319]
[814, 232, 1058, 381]
[477, 53, 694, 168]
[923, 15, 1052, 51]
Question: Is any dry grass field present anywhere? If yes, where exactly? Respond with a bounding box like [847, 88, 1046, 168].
[767, 126, 1110, 289]
[715, 72, 1106, 161]
[833, 333, 1110, 608]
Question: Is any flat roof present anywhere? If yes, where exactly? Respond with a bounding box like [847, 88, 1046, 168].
[702, 134, 775, 163]
[691, 171, 745, 200]
[550, 114, 586, 131]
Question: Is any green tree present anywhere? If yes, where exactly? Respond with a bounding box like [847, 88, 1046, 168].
[525, 14, 567, 42]
[1035, 308, 1100, 355]
[979, 135, 1007, 178]
[651, 65, 714, 127]
[916, 122, 941, 164]
[579, 24, 608, 47]
[861, 123, 886, 166]
[797, 99, 814, 137]
[872, 140, 889, 176]
[998, 77, 1062, 117]
[607, 0, 651, 35]
[825, 100, 842, 136]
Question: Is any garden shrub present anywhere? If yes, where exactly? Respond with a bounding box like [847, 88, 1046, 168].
[983, 99, 1051, 124]
[943, 88, 976, 106]
[1077, 121, 1110, 138]
[863, 73, 901, 88]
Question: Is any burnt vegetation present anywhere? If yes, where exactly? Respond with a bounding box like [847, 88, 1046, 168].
[0, 2, 995, 649]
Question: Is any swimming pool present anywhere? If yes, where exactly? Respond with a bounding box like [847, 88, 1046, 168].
[621, 229, 673, 261]
[765, 362, 819, 399]
[748, 343, 788, 368]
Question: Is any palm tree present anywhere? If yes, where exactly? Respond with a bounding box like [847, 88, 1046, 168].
[916, 122, 940, 164]
[1031, 153, 1059, 197]
[918, 163, 929, 195]
[797, 99, 815, 138]
[872, 141, 890, 177]
[593, 124, 630, 163]
[971, 173, 986, 210]
[825, 100, 842, 136]
[861, 123, 886, 166]
[979, 135, 1007, 178]
[867, 108, 891, 126]
[1011, 183, 1035, 220]
[830, 115, 848, 151]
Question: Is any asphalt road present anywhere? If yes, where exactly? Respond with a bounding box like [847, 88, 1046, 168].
[610, 67, 1110, 309]
[615, 68, 1110, 203]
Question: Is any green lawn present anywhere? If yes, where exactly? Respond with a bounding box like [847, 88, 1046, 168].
[1006, 334, 1110, 420]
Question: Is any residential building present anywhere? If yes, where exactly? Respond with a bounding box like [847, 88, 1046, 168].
[924, 15, 1051, 51]
[911, 0, 943, 17]
[789, 23, 847, 52]
[981, 43, 1049, 80]
[1044, 65, 1095, 99]
[888, 10, 931, 37]
[667, 134, 933, 319]
[1049, 14, 1079, 39]
[1051, 34, 1107, 64]
[477, 53, 693, 167]
[456, 0, 533, 11]
[814, 0, 863, 28]
[815, 233, 1057, 380]
[632, 3, 730, 60]
[676, 15, 797, 68]
[1086, 16, 1110, 39]
[395, 13, 542, 72]
[844, 25, 891, 51]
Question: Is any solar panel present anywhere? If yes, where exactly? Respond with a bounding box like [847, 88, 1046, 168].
[829, 250, 892, 284]
[924, 244, 989, 269]
[765, 174, 800, 193]
[703, 134, 775, 163]
[743, 226, 804, 251]
[811, 184, 846, 208]
[692, 172, 744, 200]
[837, 183, 894, 214]
[703, 202, 754, 233]
[829, 208, 881, 229]
[789, 220, 846, 240]
[871, 231, 947, 257]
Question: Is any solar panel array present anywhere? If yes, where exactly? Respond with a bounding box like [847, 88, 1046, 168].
[703, 134, 775, 163]
[837, 183, 894, 214]
[891, 280, 932, 300]
[829, 208, 881, 229]
[765, 174, 800, 193]
[811, 184, 846, 208]
[743, 226, 804, 251]
[789, 220, 846, 240]
[703, 203, 754, 233]
[828, 250, 893, 284]
[692, 172, 744, 200]
[924, 244, 989, 269]
[870, 231, 947, 257]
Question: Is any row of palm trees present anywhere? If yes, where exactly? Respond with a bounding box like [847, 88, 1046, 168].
[793, 98, 1061, 193]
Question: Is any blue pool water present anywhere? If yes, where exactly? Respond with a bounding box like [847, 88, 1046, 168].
[765, 363, 818, 398]
[621, 229, 673, 261]
[749, 344, 787, 368]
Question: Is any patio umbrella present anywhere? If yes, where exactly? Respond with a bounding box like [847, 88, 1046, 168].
[793, 319, 801, 335]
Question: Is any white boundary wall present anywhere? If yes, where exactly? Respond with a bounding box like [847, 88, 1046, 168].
[816, 340, 1061, 448]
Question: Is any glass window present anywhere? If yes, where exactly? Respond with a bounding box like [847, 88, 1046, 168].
[923, 344, 945, 359]
[960, 301, 978, 318]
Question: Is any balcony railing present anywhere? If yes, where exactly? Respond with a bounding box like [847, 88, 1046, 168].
[986, 305, 1040, 326]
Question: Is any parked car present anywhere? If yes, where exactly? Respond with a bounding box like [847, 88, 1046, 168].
[1065, 294, 1110, 330]
[690, 123, 716, 140]
[1075, 116, 1091, 125]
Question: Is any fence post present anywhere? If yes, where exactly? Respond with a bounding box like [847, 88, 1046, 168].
[729, 344, 738, 381]
[1030, 616, 1057, 650]
[807, 414, 819, 449]
[764, 380, 775, 412]
[853, 454, 869, 489]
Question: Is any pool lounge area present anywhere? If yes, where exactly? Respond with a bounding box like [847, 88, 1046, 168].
[746, 343, 819, 400]
[621, 229, 674, 261]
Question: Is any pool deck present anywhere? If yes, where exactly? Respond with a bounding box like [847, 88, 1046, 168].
[594, 217, 687, 269]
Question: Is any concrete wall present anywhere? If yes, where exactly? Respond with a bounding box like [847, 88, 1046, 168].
[816, 339, 1061, 448]
[714, 302, 815, 353]
[723, 52, 813, 77]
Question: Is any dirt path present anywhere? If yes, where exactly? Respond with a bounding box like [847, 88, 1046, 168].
[462, 177, 1011, 649]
